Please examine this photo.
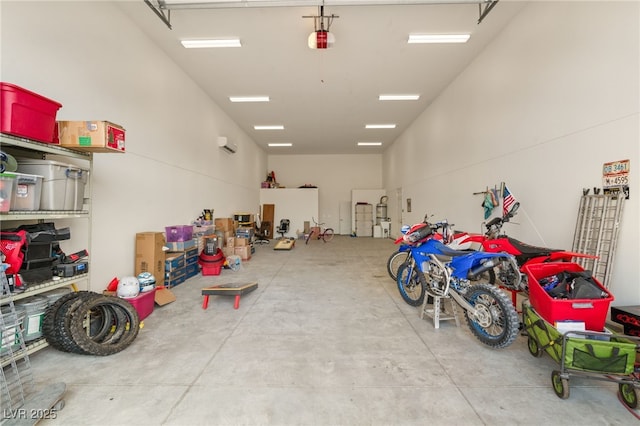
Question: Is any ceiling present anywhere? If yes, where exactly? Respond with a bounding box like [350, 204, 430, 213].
[116, 0, 526, 155]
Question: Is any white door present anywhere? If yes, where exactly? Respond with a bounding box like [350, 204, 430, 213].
[339, 201, 351, 235]
[395, 187, 403, 238]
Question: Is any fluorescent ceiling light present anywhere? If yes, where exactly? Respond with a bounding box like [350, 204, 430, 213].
[181, 39, 241, 48]
[268, 143, 292, 147]
[229, 96, 269, 102]
[254, 125, 284, 130]
[365, 124, 396, 129]
[408, 34, 470, 44]
[358, 142, 382, 146]
[379, 95, 420, 101]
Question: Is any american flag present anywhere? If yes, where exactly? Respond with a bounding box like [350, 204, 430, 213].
[503, 186, 516, 216]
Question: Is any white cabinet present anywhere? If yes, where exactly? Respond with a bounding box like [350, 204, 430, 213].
[354, 203, 373, 237]
[0, 133, 92, 365]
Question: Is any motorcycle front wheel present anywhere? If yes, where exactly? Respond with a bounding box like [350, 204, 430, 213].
[462, 283, 520, 349]
[387, 251, 410, 281]
[396, 262, 426, 306]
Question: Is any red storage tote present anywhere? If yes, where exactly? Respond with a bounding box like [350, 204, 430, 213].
[124, 287, 156, 321]
[524, 262, 613, 331]
[0, 83, 62, 143]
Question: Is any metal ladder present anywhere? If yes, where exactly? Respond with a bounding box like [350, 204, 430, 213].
[571, 193, 625, 289]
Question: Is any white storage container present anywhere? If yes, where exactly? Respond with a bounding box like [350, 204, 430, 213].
[17, 159, 88, 210]
[10, 172, 43, 210]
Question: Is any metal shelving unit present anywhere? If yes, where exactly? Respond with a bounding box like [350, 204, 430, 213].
[1, 132, 93, 364]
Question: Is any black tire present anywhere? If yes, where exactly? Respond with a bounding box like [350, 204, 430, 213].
[69, 295, 140, 356]
[463, 283, 520, 349]
[43, 291, 99, 354]
[551, 370, 570, 399]
[527, 337, 543, 357]
[322, 228, 334, 242]
[619, 383, 639, 409]
[387, 251, 410, 281]
[396, 262, 426, 306]
[85, 304, 117, 344]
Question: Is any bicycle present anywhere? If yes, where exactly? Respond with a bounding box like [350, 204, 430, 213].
[305, 217, 335, 244]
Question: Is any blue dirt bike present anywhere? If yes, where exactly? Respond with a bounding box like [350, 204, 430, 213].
[397, 236, 520, 349]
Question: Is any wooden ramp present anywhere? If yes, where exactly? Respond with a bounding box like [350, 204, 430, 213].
[201, 282, 258, 310]
[273, 238, 295, 250]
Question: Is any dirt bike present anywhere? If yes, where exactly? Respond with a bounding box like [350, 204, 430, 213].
[397, 235, 520, 349]
[449, 202, 596, 293]
[386, 215, 455, 282]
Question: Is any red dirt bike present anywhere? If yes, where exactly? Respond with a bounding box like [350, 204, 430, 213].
[449, 202, 597, 293]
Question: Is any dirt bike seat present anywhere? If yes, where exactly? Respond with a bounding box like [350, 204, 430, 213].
[433, 241, 471, 257]
[507, 237, 560, 255]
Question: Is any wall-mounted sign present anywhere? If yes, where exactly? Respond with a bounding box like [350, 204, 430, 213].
[602, 159, 630, 199]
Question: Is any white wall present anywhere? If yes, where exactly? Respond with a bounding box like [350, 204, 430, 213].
[267, 154, 382, 232]
[383, 1, 640, 304]
[1, 1, 267, 290]
[259, 188, 318, 238]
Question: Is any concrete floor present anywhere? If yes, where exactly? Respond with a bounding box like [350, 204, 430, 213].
[25, 236, 636, 425]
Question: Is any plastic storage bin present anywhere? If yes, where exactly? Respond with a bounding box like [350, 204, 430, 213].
[524, 262, 614, 331]
[17, 159, 88, 210]
[15, 295, 48, 342]
[165, 225, 193, 242]
[0, 173, 15, 212]
[9, 172, 43, 211]
[0, 83, 62, 143]
[124, 287, 156, 321]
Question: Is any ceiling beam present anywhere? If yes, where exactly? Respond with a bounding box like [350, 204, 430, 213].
[159, 0, 496, 10]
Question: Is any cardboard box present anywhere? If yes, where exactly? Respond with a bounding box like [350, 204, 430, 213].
[165, 253, 185, 271]
[58, 120, 125, 153]
[164, 268, 187, 288]
[165, 266, 186, 281]
[165, 239, 196, 252]
[234, 245, 251, 261]
[235, 237, 249, 247]
[155, 286, 176, 306]
[135, 232, 165, 279]
[185, 262, 199, 278]
[227, 237, 235, 248]
[215, 218, 234, 232]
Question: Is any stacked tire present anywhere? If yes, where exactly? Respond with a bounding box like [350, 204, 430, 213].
[43, 291, 140, 356]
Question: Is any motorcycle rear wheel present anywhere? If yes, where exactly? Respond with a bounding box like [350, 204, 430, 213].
[396, 262, 426, 306]
[463, 283, 520, 349]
